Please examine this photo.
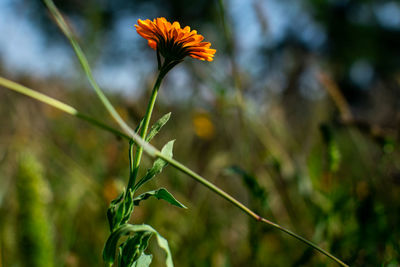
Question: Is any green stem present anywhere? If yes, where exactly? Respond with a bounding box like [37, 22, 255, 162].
[127, 138, 136, 197]
[259, 218, 348, 267]
[0, 76, 348, 266]
[44, 0, 157, 156]
[0, 77, 77, 115]
[0, 77, 129, 140]
[127, 73, 163, 190]
[43, 0, 134, 138]
[76, 113, 130, 140]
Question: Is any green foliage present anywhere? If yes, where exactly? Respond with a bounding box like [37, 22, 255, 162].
[133, 140, 175, 191]
[107, 189, 135, 232]
[103, 224, 173, 267]
[146, 113, 171, 142]
[16, 152, 55, 267]
[105, 121, 181, 266]
[133, 188, 187, 209]
[118, 232, 152, 267]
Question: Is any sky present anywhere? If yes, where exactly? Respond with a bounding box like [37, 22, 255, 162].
[1, 0, 398, 96]
[0, 0, 295, 96]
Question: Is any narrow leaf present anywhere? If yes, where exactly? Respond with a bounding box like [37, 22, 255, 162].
[121, 189, 135, 225]
[103, 224, 173, 267]
[135, 118, 144, 133]
[146, 113, 171, 142]
[133, 188, 187, 209]
[134, 140, 174, 190]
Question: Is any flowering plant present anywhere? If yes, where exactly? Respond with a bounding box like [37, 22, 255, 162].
[0, 1, 348, 266]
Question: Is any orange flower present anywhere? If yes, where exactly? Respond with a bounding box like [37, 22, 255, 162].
[135, 17, 216, 62]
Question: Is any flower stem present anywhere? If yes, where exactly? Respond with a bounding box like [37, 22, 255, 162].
[127, 73, 163, 190]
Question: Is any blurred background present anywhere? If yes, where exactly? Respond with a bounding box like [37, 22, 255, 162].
[1, 0, 400, 266]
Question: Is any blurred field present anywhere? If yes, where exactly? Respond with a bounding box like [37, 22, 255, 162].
[1, 0, 400, 266]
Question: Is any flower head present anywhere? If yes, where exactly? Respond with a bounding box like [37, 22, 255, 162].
[135, 17, 216, 62]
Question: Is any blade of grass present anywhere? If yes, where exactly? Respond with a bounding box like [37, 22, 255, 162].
[42, 0, 134, 138]
[0, 77, 129, 140]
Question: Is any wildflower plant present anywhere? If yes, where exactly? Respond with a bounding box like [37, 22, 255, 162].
[103, 18, 216, 267]
[0, 0, 349, 266]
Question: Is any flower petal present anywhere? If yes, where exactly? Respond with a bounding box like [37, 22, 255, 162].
[135, 17, 216, 62]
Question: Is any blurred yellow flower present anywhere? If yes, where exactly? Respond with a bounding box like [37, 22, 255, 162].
[193, 112, 215, 140]
[135, 17, 216, 62]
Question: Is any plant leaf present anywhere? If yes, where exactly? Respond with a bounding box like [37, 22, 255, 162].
[135, 117, 144, 133]
[103, 224, 173, 267]
[133, 188, 187, 209]
[107, 189, 135, 232]
[146, 113, 171, 142]
[131, 253, 153, 267]
[119, 232, 152, 267]
[133, 140, 175, 191]
[107, 191, 124, 231]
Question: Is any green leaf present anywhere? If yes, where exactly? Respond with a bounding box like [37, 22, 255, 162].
[123, 189, 135, 223]
[146, 113, 171, 142]
[119, 232, 152, 267]
[107, 192, 124, 231]
[107, 189, 135, 232]
[135, 118, 144, 133]
[133, 188, 187, 209]
[131, 253, 153, 267]
[133, 140, 175, 191]
[103, 224, 173, 267]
